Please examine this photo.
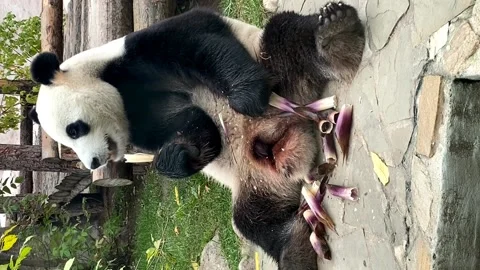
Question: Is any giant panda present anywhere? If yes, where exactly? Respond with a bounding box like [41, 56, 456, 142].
[29, 2, 365, 269]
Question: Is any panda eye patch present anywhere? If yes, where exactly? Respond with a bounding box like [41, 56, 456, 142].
[66, 120, 90, 139]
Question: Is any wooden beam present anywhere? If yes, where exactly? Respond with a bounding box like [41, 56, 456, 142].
[0, 144, 150, 161]
[0, 144, 150, 174]
[0, 79, 36, 95]
[0, 144, 84, 173]
[40, 0, 63, 161]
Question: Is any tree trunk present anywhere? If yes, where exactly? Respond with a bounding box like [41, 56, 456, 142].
[0, 144, 84, 173]
[0, 79, 36, 94]
[133, 0, 176, 31]
[19, 101, 33, 194]
[88, 0, 133, 48]
[92, 162, 133, 187]
[40, 0, 63, 161]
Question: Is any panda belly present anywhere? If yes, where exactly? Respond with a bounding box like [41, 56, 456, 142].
[191, 86, 321, 198]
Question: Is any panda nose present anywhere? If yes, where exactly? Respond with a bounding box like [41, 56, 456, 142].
[91, 157, 101, 169]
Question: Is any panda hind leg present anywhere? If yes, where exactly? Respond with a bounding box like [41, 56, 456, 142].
[315, 2, 366, 81]
[278, 217, 319, 270]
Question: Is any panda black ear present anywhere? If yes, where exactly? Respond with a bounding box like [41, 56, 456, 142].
[28, 106, 40, 125]
[30, 52, 60, 85]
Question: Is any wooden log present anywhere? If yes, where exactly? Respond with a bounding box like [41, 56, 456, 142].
[133, 0, 177, 31]
[92, 162, 133, 187]
[87, 0, 133, 48]
[0, 79, 36, 95]
[19, 101, 33, 194]
[40, 0, 63, 161]
[0, 144, 85, 173]
[1, 144, 151, 162]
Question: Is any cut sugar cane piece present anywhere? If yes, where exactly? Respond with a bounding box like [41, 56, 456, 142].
[319, 120, 334, 134]
[327, 184, 359, 201]
[305, 95, 337, 112]
[269, 92, 298, 112]
[322, 133, 337, 164]
[334, 104, 353, 161]
[301, 185, 337, 234]
[327, 110, 339, 124]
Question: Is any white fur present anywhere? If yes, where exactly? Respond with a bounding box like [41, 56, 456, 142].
[201, 163, 239, 196]
[35, 36, 129, 170]
[60, 37, 126, 74]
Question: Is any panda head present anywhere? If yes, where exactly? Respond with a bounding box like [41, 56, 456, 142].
[29, 45, 129, 170]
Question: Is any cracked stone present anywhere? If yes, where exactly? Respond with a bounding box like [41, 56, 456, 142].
[263, 0, 279, 13]
[340, 137, 390, 239]
[444, 22, 480, 75]
[394, 243, 406, 268]
[366, 0, 409, 50]
[199, 233, 230, 270]
[384, 119, 415, 166]
[373, 22, 426, 165]
[469, 0, 480, 35]
[411, 156, 433, 233]
[412, 0, 475, 45]
[416, 76, 442, 158]
[317, 228, 369, 269]
[458, 45, 480, 79]
[363, 231, 399, 269]
[428, 23, 449, 60]
[407, 234, 433, 270]
[376, 23, 425, 126]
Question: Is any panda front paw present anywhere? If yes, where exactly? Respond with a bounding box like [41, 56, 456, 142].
[155, 143, 201, 179]
[228, 87, 271, 117]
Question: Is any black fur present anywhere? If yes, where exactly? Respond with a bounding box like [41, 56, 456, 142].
[261, 1, 364, 104]
[28, 106, 40, 125]
[66, 120, 91, 139]
[30, 52, 60, 85]
[100, 8, 272, 178]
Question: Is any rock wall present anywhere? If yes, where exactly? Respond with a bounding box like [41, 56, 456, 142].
[264, 0, 480, 269]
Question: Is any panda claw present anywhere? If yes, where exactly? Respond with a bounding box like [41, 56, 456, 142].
[318, 1, 353, 27]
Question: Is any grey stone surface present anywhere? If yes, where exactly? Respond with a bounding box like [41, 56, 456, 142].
[412, 0, 475, 45]
[199, 233, 231, 270]
[269, 0, 480, 269]
[263, 0, 279, 13]
[366, 0, 409, 51]
[443, 22, 479, 75]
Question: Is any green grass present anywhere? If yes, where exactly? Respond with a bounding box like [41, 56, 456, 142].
[132, 171, 240, 270]
[221, 0, 268, 27]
